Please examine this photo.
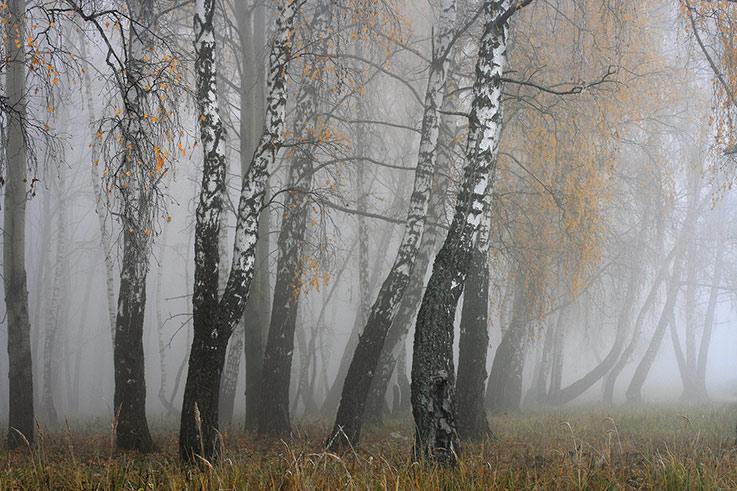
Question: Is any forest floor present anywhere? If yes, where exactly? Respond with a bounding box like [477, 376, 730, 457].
[2, 404, 737, 490]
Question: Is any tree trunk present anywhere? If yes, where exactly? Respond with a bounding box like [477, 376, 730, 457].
[42, 175, 68, 428]
[625, 260, 682, 403]
[602, 245, 674, 404]
[694, 237, 724, 399]
[324, 173, 401, 417]
[242, 230, 269, 432]
[80, 34, 116, 344]
[218, 331, 243, 429]
[4, 0, 34, 449]
[154, 227, 177, 416]
[112, 0, 157, 453]
[179, 0, 297, 463]
[71, 265, 94, 415]
[114, 228, 154, 451]
[455, 205, 492, 440]
[231, 0, 270, 434]
[625, 169, 700, 404]
[327, 0, 457, 451]
[258, 0, 332, 436]
[487, 275, 528, 415]
[524, 311, 559, 406]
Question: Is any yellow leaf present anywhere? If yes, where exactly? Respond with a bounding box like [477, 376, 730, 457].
[154, 146, 165, 173]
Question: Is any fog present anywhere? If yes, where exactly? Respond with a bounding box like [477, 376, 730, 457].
[2, 0, 737, 467]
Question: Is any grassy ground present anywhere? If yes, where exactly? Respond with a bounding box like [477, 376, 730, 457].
[2, 405, 737, 489]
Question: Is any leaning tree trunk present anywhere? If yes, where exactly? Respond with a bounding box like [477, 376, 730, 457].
[625, 169, 700, 404]
[319, 37, 378, 417]
[179, 0, 297, 463]
[324, 171, 401, 417]
[4, 0, 34, 450]
[411, 0, 511, 466]
[326, 0, 457, 451]
[487, 275, 528, 415]
[455, 200, 492, 440]
[258, 0, 332, 436]
[625, 259, 682, 403]
[602, 244, 674, 404]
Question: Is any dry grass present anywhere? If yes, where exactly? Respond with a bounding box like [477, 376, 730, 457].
[2, 404, 737, 490]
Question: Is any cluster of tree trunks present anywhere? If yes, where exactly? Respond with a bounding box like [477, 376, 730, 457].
[179, 0, 298, 462]
[327, 0, 458, 451]
[411, 0, 511, 465]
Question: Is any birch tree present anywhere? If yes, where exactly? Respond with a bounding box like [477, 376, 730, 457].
[179, 0, 299, 462]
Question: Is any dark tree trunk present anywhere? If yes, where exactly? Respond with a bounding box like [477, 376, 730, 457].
[323, 171, 399, 417]
[232, 0, 270, 435]
[114, 231, 154, 452]
[111, 0, 157, 453]
[243, 236, 269, 432]
[5, 0, 34, 449]
[455, 207, 492, 440]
